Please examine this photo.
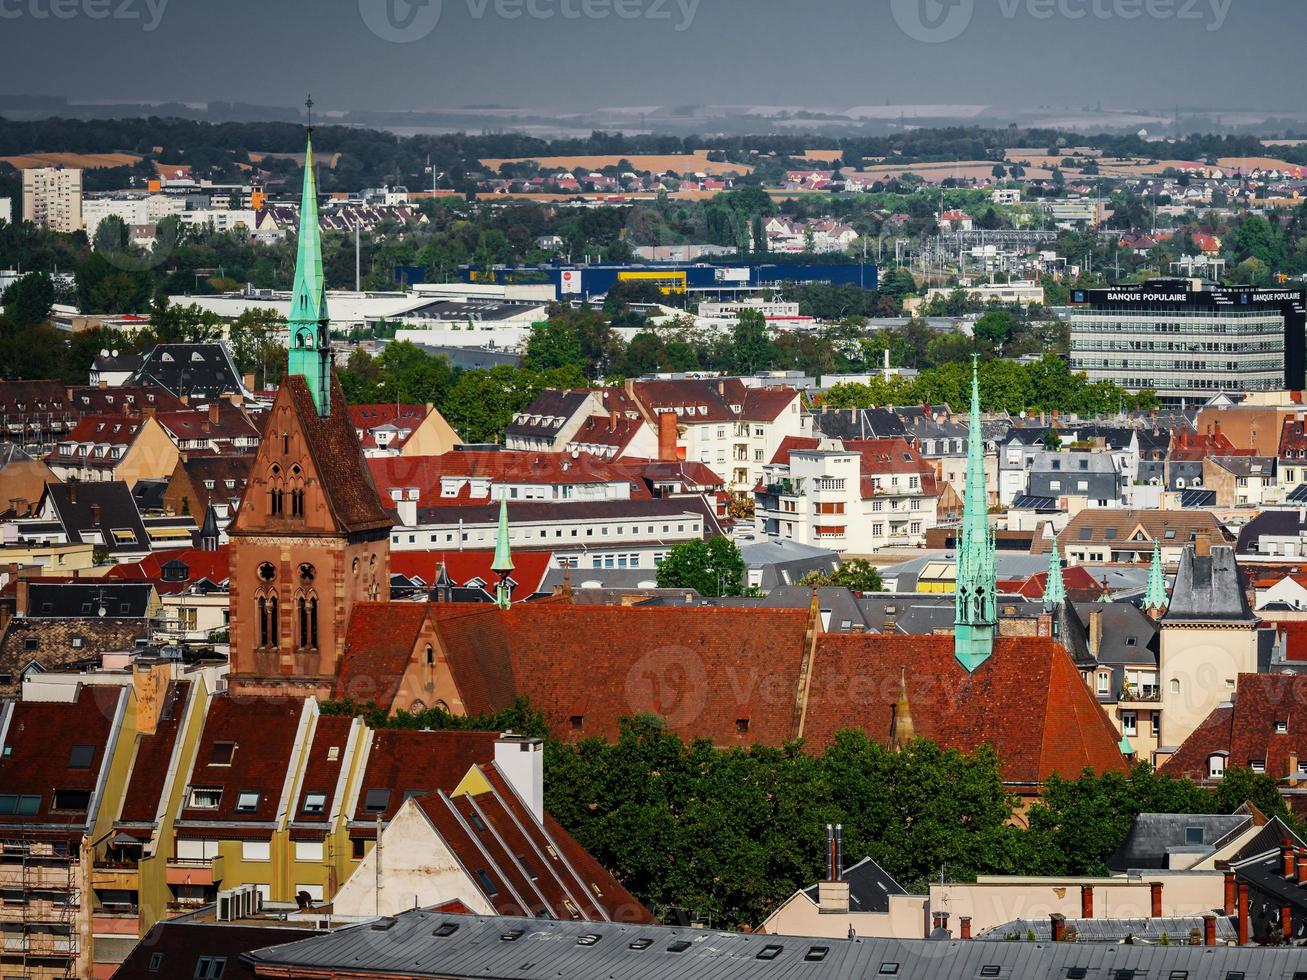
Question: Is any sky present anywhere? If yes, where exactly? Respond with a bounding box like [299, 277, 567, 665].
[0, 0, 1301, 115]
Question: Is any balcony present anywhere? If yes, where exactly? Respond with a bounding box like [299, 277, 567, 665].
[165, 855, 223, 887]
[91, 864, 139, 891]
[1119, 687, 1161, 705]
[5, 935, 78, 959]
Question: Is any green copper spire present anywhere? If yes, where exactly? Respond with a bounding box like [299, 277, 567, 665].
[1118, 732, 1135, 757]
[955, 355, 996, 672]
[1144, 539, 1168, 615]
[1043, 534, 1066, 607]
[286, 128, 332, 416]
[492, 497, 514, 610]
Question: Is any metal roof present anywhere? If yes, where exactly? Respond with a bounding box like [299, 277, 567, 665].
[242, 908, 1307, 980]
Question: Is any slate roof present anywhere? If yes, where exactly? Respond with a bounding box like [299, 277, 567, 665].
[977, 915, 1237, 944]
[798, 857, 906, 914]
[1237, 509, 1307, 555]
[1106, 812, 1250, 871]
[172, 453, 254, 514]
[505, 389, 596, 440]
[42, 480, 150, 553]
[1162, 545, 1256, 624]
[809, 407, 907, 441]
[242, 908, 1307, 979]
[131, 343, 249, 402]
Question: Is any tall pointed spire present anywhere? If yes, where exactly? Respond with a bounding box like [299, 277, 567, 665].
[286, 98, 332, 417]
[1144, 539, 1168, 617]
[1043, 534, 1066, 607]
[492, 497, 514, 610]
[954, 355, 996, 672]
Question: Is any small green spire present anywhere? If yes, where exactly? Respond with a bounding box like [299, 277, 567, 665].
[1144, 539, 1168, 615]
[492, 497, 514, 610]
[955, 355, 996, 672]
[286, 124, 332, 417]
[1118, 732, 1135, 757]
[1043, 534, 1066, 607]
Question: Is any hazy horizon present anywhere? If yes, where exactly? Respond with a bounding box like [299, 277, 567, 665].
[0, 0, 1301, 118]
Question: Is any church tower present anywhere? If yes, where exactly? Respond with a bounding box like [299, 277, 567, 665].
[227, 128, 393, 699]
[955, 356, 996, 672]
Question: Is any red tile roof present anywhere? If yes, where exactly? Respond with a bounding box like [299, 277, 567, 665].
[802, 634, 1128, 784]
[290, 714, 356, 833]
[177, 695, 305, 827]
[390, 550, 553, 596]
[997, 565, 1106, 601]
[350, 729, 499, 826]
[348, 403, 431, 451]
[770, 436, 821, 465]
[334, 601, 429, 709]
[1280, 417, 1307, 458]
[154, 404, 260, 444]
[104, 545, 231, 593]
[367, 451, 646, 509]
[568, 414, 647, 453]
[0, 685, 125, 836]
[264, 375, 393, 535]
[1164, 673, 1307, 784]
[117, 681, 192, 826]
[630, 379, 797, 424]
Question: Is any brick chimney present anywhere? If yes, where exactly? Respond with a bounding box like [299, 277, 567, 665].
[1195, 532, 1212, 557]
[1297, 854, 1307, 885]
[15, 578, 28, 617]
[89, 502, 101, 525]
[1284, 839, 1296, 879]
[1223, 871, 1236, 915]
[959, 917, 971, 940]
[1088, 610, 1103, 658]
[1080, 884, 1093, 919]
[1150, 881, 1162, 919]
[1202, 912, 1217, 946]
[1283, 903, 1293, 941]
[209, 401, 220, 425]
[1237, 881, 1250, 945]
[243, 372, 256, 392]
[1050, 913, 1066, 942]
[657, 411, 678, 462]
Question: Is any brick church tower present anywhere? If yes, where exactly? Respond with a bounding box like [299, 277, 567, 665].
[227, 132, 392, 698]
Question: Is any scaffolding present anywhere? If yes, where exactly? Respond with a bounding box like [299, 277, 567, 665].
[13, 839, 79, 980]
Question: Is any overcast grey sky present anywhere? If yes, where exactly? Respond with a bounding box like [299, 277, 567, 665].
[0, 0, 1300, 114]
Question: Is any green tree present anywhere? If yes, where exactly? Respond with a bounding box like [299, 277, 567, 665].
[800, 559, 884, 593]
[655, 537, 747, 597]
[972, 310, 1015, 351]
[730, 309, 774, 375]
[227, 307, 286, 387]
[1, 272, 54, 329]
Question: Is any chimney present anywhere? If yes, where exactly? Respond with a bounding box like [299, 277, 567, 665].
[1050, 913, 1066, 942]
[227, 391, 243, 409]
[1223, 871, 1236, 915]
[1150, 881, 1163, 919]
[1283, 903, 1293, 941]
[1297, 854, 1307, 885]
[132, 660, 172, 736]
[1290, 751, 1300, 781]
[609, 408, 618, 432]
[657, 411, 678, 462]
[1237, 881, 1249, 945]
[1203, 912, 1217, 946]
[209, 401, 220, 425]
[959, 916, 971, 940]
[494, 733, 544, 824]
[15, 578, 28, 617]
[1194, 532, 1211, 557]
[396, 495, 417, 527]
[243, 372, 256, 392]
[89, 502, 101, 525]
[67, 484, 77, 505]
[1080, 884, 1093, 919]
[1088, 610, 1103, 658]
[98, 379, 107, 389]
[818, 825, 850, 914]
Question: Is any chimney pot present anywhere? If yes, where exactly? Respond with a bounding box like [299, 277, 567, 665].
[1284, 840, 1296, 880]
[1282, 903, 1293, 941]
[959, 916, 971, 940]
[1223, 871, 1236, 915]
[1202, 912, 1217, 946]
[1080, 884, 1093, 919]
[1237, 881, 1250, 945]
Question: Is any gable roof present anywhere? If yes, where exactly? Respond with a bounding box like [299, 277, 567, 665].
[1107, 812, 1251, 871]
[131, 343, 249, 402]
[0, 618, 148, 698]
[350, 729, 500, 826]
[801, 634, 1127, 785]
[117, 680, 193, 826]
[43, 480, 150, 552]
[798, 856, 907, 914]
[115, 921, 312, 980]
[335, 602, 429, 710]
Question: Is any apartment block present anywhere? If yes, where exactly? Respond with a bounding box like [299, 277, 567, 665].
[22, 169, 83, 234]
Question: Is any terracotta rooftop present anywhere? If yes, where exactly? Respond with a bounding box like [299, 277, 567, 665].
[334, 601, 429, 710]
[350, 729, 500, 828]
[117, 681, 192, 826]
